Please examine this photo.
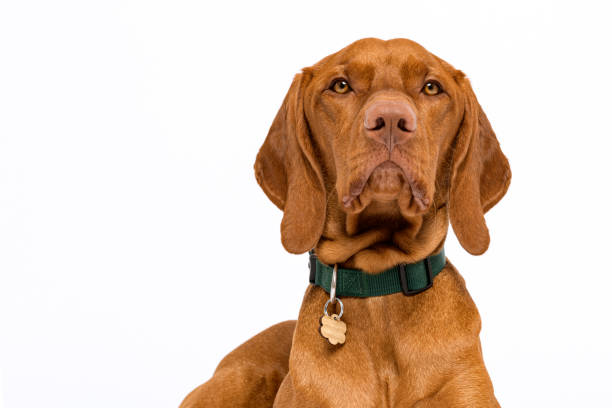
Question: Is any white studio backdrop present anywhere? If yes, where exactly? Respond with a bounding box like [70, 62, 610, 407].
[1, 1, 611, 407]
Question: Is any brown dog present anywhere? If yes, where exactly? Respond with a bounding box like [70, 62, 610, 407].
[181, 38, 510, 407]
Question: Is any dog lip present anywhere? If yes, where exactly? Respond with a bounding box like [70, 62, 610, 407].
[349, 178, 368, 197]
[410, 187, 430, 210]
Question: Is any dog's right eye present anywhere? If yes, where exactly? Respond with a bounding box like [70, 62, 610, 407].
[330, 79, 352, 94]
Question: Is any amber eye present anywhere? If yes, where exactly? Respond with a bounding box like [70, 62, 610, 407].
[331, 79, 351, 94]
[423, 81, 442, 96]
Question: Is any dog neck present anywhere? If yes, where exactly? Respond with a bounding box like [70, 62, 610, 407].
[315, 198, 449, 274]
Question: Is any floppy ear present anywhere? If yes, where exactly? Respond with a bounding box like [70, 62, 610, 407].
[254, 72, 326, 254]
[449, 75, 511, 255]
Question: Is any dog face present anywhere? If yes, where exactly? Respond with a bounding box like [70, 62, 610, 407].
[255, 38, 510, 270]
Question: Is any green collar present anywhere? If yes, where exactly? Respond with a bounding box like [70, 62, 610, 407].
[309, 249, 446, 297]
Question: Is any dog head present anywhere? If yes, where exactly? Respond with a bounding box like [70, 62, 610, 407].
[255, 38, 510, 272]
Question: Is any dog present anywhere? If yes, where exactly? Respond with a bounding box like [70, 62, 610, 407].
[180, 37, 511, 407]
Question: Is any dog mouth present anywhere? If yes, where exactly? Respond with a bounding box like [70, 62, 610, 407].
[342, 160, 430, 215]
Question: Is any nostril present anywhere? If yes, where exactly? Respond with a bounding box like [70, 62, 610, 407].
[397, 118, 412, 132]
[370, 117, 385, 131]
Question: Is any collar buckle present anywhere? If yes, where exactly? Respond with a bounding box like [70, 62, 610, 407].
[399, 256, 433, 296]
[308, 250, 317, 284]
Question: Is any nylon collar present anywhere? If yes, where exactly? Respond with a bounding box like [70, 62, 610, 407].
[309, 249, 446, 297]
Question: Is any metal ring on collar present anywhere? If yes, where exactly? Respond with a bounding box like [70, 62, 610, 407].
[330, 264, 338, 303]
[323, 298, 344, 319]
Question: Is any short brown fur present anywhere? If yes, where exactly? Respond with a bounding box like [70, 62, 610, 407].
[181, 38, 510, 408]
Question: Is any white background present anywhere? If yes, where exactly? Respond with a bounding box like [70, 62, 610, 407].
[1, 1, 611, 407]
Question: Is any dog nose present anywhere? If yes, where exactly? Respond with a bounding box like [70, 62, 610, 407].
[364, 100, 417, 151]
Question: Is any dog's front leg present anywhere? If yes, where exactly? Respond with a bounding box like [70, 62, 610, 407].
[180, 320, 295, 408]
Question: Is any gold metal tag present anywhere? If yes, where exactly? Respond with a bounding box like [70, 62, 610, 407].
[319, 313, 346, 345]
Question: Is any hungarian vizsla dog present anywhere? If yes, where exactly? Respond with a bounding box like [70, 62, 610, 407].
[181, 38, 510, 407]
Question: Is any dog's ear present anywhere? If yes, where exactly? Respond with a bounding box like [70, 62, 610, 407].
[254, 72, 326, 254]
[449, 75, 511, 255]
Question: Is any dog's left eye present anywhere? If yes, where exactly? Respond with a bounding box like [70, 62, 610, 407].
[422, 81, 442, 96]
[330, 79, 352, 94]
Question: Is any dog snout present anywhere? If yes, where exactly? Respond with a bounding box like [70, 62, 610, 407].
[364, 99, 417, 151]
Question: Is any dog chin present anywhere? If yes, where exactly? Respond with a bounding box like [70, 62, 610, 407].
[341, 161, 431, 217]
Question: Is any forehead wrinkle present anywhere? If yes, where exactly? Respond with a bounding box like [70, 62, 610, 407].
[400, 57, 429, 81]
[345, 62, 376, 83]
